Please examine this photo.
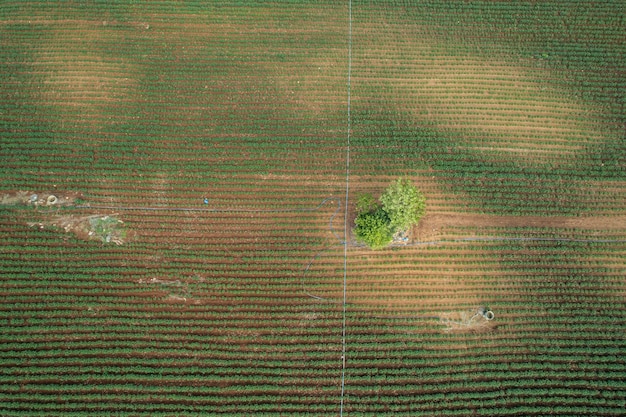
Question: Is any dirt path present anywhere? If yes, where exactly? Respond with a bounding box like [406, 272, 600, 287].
[417, 213, 626, 241]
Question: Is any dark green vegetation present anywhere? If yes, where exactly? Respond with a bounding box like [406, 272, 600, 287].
[354, 204, 393, 249]
[380, 178, 426, 232]
[1, 1, 625, 416]
[355, 178, 426, 249]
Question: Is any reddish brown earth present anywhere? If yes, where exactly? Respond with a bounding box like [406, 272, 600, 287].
[417, 213, 626, 241]
[1, 190, 83, 207]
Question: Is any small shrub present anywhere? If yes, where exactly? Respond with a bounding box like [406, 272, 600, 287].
[354, 178, 426, 250]
[354, 207, 393, 250]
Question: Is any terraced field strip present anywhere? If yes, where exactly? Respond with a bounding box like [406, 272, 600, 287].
[1, 199, 349, 414]
[1, 2, 348, 197]
[1, 0, 625, 416]
[350, 1, 624, 217]
[343, 233, 626, 415]
[1, 1, 353, 415]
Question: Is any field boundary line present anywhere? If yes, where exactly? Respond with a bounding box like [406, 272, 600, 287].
[74, 198, 340, 214]
[301, 244, 345, 303]
[402, 236, 626, 246]
[339, 0, 352, 415]
[72, 204, 626, 245]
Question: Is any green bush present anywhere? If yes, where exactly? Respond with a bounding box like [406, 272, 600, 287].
[353, 207, 393, 250]
[380, 177, 426, 232]
[354, 178, 426, 250]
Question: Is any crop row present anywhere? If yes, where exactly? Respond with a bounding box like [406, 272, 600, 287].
[2, 0, 625, 415]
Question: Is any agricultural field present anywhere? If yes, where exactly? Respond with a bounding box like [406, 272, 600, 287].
[1, 0, 625, 416]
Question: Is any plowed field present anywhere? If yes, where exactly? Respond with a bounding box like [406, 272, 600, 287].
[1, 1, 625, 416]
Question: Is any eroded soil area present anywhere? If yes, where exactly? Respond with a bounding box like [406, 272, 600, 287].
[1, 190, 83, 207]
[416, 212, 626, 242]
[2, 190, 128, 245]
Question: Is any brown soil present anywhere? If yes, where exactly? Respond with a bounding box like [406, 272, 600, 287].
[1, 190, 83, 207]
[416, 213, 626, 242]
[438, 309, 497, 334]
[349, 207, 624, 335]
[26, 213, 129, 245]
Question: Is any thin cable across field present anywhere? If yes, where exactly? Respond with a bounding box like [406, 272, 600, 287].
[75, 198, 340, 214]
[300, 197, 345, 302]
[339, 0, 352, 414]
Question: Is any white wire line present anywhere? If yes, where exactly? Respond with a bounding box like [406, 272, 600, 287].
[301, 244, 344, 303]
[339, 0, 352, 414]
[301, 198, 346, 302]
[74, 197, 340, 214]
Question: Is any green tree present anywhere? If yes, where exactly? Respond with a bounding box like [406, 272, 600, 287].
[380, 177, 426, 232]
[353, 178, 426, 250]
[355, 193, 377, 215]
[353, 207, 393, 250]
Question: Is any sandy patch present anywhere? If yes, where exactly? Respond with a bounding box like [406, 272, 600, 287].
[1, 190, 82, 207]
[33, 21, 137, 120]
[35, 214, 129, 245]
[0, 189, 129, 245]
[353, 20, 612, 156]
[416, 212, 626, 243]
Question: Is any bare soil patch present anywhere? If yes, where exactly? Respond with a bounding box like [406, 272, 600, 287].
[1, 190, 83, 207]
[438, 307, 497, 334]
[348, 196, 623, 336]
[416, 213, 626, 242]
[28, 214, 129, 245]
[348, 244, 494, 306]
[1, 190, 129, 244]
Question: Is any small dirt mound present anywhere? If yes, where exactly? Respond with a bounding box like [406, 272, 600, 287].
[439, 307, 497, 334]
[36, 214, 128, 245]
[2, 190, 127, 244]
[1, 190, 83, 207]
[392, 228, 411, 245]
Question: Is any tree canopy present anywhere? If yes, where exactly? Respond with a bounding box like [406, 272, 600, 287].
[353, 178, 426, 250]
[380, 177, 426, 232]
[353, 207, 393, 250]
